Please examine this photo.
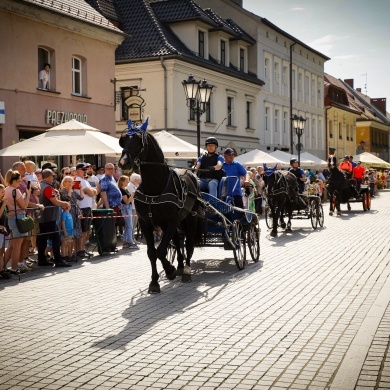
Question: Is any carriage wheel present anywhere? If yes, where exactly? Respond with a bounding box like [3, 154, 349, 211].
[318, 203, 324, 227]
[265, 207, 273, 229]
[310, 200, 318, 229]
[247, 222, 260, 262]
[232, 220, 246, 270]
[167, 242, 176, 265]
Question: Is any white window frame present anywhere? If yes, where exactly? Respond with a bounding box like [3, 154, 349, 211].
[72, 56, 82, 96]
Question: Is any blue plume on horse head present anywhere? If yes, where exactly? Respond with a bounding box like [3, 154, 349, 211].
[126, 116, 149, 136]
[263, 163, 278, 176]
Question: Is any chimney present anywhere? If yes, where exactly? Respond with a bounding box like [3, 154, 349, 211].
[344, 79, 354, 89]
[356, 88, 361, 93]
[371, 98, 387, 116]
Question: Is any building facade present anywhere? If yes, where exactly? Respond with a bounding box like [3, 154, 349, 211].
[0, 0, 124, 169]
[195, 0, 330, 159]
[107, 0, 264, 157]
[325, 74, 390, 162]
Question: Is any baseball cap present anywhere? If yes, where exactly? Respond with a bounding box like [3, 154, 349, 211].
[223, 148, 235, 155]
[41, 162, 57, 170]
[76, 163, 87, 170]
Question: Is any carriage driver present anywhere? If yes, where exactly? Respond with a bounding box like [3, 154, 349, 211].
[339, 155, 353, 178]
[289, 159, 306, 193]
[289, 158, 307, 209]
[195, 137, 225, 198]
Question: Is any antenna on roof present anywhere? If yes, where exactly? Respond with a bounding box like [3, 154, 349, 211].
[361, 73, 368, 95]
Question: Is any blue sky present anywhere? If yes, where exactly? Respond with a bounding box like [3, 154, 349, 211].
[244, 0, 390, 109]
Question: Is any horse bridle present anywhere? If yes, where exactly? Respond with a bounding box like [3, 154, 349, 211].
[266, 171, 288, 197]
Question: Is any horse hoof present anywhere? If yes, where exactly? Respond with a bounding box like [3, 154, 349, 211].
[270, 231, 277, 237]
[329, 212, 333, 216]
[337, 211, 341, 216]
[176, 267, 183, 277]
[181, 273, 192, 283]
[285, 228, 292, 233]
[281, 223, 286, 229]
[166, 268, 177, 281]
[148, 283, 161, 294]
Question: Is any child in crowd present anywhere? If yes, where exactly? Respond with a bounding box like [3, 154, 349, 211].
[60, 208, 73, 261]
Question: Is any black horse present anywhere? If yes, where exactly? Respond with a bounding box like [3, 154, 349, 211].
[118, 122, 204, 293]
[264, 168, 299, 237]
[327, 155, 359, 215]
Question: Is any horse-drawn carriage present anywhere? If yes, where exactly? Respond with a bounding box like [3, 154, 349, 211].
[265, 192, 324, 231]
[327, 155, 371, 215]
[118, 119, 260, 293]
[263, 169, 325, 237]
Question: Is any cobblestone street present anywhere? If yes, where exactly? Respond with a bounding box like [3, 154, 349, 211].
[1, 191, 389, 389]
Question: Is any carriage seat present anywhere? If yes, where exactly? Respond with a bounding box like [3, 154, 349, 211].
[218, 176, 241, 204]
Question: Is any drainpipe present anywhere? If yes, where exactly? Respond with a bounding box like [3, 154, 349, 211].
[289, 42, 296, 153]
[160, 56, 168, 130]
[324, 106, 332, 158]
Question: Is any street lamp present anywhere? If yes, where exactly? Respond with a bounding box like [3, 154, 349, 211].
[182, 75, 214, 156]
[291, 114, 306, 166]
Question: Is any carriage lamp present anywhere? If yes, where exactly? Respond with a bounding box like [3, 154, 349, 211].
[182, 75, 214, 156]
[291, 114, 306, 166]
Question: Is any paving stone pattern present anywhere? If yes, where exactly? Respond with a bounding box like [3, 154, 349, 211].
[0, 190, 390, 389]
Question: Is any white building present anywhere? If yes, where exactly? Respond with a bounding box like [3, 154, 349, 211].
[195, 0, 330, 159]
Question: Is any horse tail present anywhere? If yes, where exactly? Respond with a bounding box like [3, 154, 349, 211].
[194, 201, 206, 245]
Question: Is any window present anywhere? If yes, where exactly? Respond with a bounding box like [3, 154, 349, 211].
[274, 109, 279, 132]
[292, 69, 296, 91]
[72, 57, 82, 95]
[283, 111, 288, 133]
[329, 121, 333, 138]
[239, 48, 245, 71]
[220, 40, 226, 66]
[205, 99, 211, 123]
[265, 58, 269, 80]
[198, 31, 205, 58]
[246, 102, 252, 129]
[38, 47, 52, 90]
[339, 123, 342, 139]
[227, 97, 233, 126]
[265, 107, 269, 131]
[121, 86, 139, 121]
[274, 62, 279, 84]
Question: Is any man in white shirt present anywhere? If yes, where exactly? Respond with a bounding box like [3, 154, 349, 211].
[85, 163, 100, 210]
[39, 63, 50, 90]
[74, 163, 97, 258]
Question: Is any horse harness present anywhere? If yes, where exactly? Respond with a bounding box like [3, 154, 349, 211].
[135, 169, 199, 227]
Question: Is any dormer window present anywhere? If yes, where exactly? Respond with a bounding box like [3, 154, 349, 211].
[220, 39, 226, 66]
[239, 48, 245, 71]
[198, 30, 205, 58]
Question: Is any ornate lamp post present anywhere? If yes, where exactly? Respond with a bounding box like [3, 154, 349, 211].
[182, 75, 214, 156]
[291, 114, 306, 166]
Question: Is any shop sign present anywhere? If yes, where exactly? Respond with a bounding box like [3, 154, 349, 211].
[0, 102, 5, 124]
[45, 110, 87, 125]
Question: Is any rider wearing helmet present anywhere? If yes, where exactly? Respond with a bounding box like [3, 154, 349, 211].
[195, 137, 225, 197]
[288, 158, 306, 193]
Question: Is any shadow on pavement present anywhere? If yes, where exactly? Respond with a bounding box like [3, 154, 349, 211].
[91, 257, 263, 351]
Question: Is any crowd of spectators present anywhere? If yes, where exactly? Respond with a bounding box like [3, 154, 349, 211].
[0, 161, 141, 280]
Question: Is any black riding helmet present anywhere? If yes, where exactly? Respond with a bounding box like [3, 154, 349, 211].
[205, 137, 218, 147]
[290, 158, 298, 165]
